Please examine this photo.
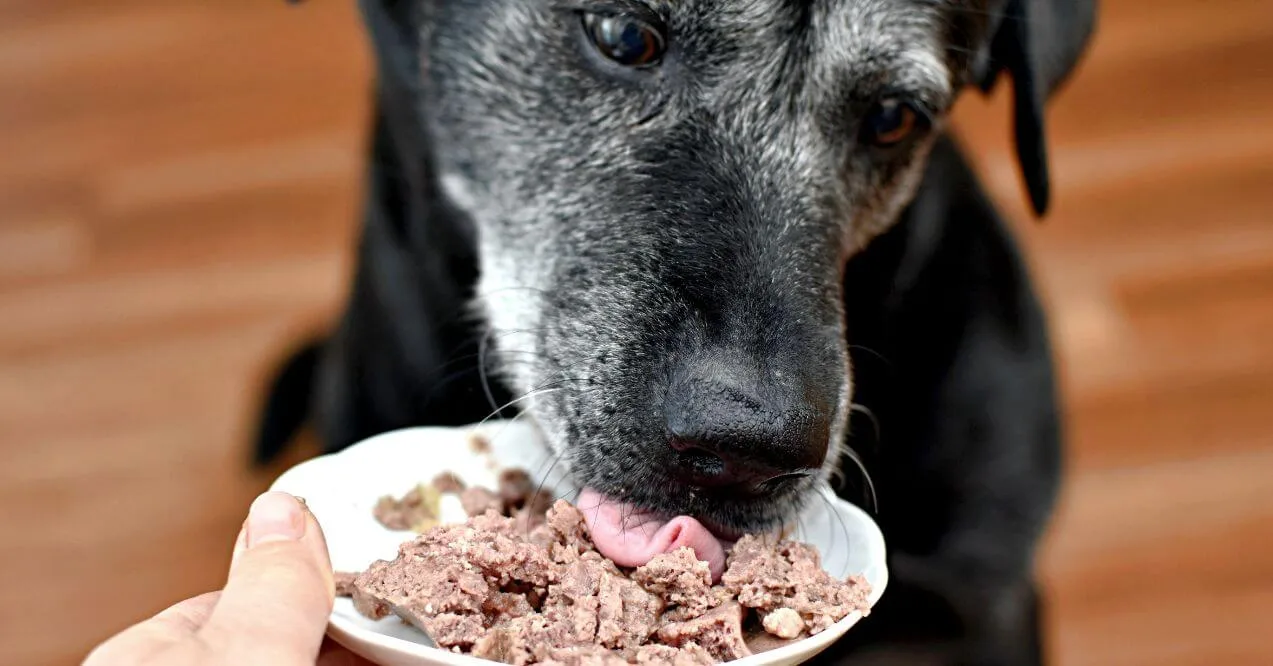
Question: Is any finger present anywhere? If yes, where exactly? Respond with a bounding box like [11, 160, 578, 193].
[200, 492, 335, 663]
[228, 514, 248, 570]
[83, 592, 221, 666]
[147, 590, 222, 634]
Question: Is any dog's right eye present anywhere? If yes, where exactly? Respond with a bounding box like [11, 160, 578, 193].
[581, 13, 665, 68]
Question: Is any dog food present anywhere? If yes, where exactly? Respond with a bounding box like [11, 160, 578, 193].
[433, 471, 467, 494]
[462, 487, 505, 517]
[372, 483, 443, 532]
[498, 469, 535, 507]
[334, 571, 359, 598]
[722, 535, 870, 635]
[341, 471, 871, 665]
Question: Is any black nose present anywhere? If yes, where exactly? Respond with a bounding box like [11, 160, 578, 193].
[663, 369, 830, 493]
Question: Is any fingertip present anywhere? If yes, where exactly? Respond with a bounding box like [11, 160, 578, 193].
[246, 491, 307, 547]
[202, 493, 336, 656]
[293, 496, 336, 604]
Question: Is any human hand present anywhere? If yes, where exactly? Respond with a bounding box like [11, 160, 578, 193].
[85, 491, 374, 666]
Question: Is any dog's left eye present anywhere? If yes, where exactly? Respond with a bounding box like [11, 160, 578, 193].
[581, 13, 665, 68]
[861, 98, 927, 147]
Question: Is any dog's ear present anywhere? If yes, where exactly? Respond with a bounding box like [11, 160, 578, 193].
[971, 0, 1097, 217]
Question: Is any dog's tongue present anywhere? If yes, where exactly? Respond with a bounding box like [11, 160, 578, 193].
[578, 488, 728, 582]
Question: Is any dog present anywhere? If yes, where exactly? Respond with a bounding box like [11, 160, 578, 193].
[254, 0, 1095, 663]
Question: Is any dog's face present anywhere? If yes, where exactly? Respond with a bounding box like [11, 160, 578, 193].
[412, 0, 1015, 531]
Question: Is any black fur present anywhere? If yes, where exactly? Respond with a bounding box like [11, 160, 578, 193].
[254, 0, 1095, 662]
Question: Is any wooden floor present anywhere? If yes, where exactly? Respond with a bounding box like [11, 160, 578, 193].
[1, 1, 1270, 665]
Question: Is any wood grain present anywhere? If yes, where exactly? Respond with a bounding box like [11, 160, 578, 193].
[1, 1, 1269, 665]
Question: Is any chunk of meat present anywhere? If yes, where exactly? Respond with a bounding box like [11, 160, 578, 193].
[631, 548, 714, 620]
[432, 472, 466, 494]
[461, 487, 503, 517]
[372, 484, 441, 532]
[333, 571, 359, 598]
[632, 643, 715, 665]
[595, 571, 663, 649]
[499, 468, 536, 508]
[655, 602, 753, 662]
[722, 534, 871, 634]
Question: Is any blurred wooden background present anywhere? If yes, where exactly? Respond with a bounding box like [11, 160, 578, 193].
[1, 1, 1269, 665]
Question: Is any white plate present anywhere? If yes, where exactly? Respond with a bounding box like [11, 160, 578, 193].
[270, 420, 888, 666]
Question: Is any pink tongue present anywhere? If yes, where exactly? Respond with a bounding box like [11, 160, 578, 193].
[577, 488, 727, 582]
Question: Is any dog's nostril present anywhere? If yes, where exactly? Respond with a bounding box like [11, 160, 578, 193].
[675, 446, 726, 478]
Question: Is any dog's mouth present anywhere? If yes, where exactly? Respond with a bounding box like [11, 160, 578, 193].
[576, 487, 744, 582]
[572, 469, 819, 582]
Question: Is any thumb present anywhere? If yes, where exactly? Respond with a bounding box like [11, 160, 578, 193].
[200, 492, 335, 664]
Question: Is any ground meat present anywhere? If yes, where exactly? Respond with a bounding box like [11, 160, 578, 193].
[499, 468, 535, 508]
[353, 544, 491, 644]
[357, 471, 871, 664]
[595, 570, 663, 649]
[538, 645, 629, 666]
[472, 622, 532, 665]
[372, 484, 441, 532]
[543, 500, 594, 552]
[632, 643, 715, 665]
[334, 571, 359, 597]
[422, 613, 488, 649]
[446, 523, 558, 588]
[524, 489, 556, 516]
[485, 591, 537, 623]
[513, 506, 547, 535]
[722, 534, 871, 635]
[461, 487, 503, 517]
[351, 585, 391, 620]
[432, 472, 466, 494]
[631, 548, 714, 621]
[656, 602, 753, 662]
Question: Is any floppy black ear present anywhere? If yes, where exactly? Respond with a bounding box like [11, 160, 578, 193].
[972, 0, 1097, 217]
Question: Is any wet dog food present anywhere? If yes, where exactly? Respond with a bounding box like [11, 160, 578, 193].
[432, 472, 467, 494]
[341, 472, 871, 665]
[372, 483, 443, 532]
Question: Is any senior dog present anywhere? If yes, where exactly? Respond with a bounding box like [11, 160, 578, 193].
[256, 0, 1096, 663]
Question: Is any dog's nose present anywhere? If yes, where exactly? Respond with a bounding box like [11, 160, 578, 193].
[663, 373, 830, 493]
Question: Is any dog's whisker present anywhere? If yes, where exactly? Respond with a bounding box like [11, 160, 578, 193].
[478, 325, 503, 416]
[816, 485, 854, 578]
[521, 443, 568, 538]
[840, 443, 878, 514]
[849, 402, 882, 453]
[848, 344, 891, 367]
[472, 386, 565, 431]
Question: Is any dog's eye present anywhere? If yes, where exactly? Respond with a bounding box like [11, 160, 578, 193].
[861, 99, 925, 147]
[581, 13, 665, 68]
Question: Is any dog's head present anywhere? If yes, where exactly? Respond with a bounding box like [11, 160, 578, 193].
[363, 0, 1094, 531]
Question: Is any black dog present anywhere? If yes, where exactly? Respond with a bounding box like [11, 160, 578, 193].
[255, 0, 1095, 663]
